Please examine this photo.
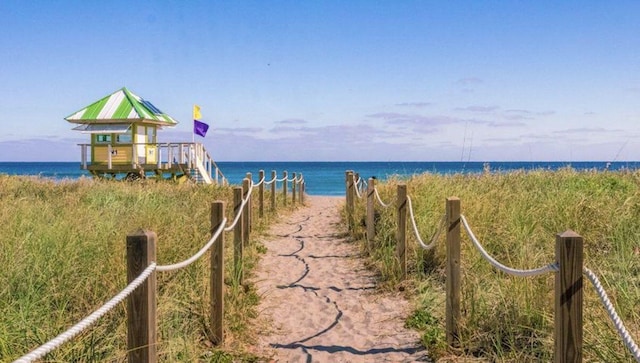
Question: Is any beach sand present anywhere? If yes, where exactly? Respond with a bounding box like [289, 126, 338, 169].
[251, 195, 430, 362]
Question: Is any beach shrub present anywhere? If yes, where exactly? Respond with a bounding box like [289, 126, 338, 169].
[0, 175, 274, 362]
[348, 168, 640, 362]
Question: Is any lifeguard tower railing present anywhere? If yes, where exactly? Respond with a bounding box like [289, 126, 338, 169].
[78, 142, 227, 185]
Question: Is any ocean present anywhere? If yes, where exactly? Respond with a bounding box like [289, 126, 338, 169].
[0, 161, 638, 196]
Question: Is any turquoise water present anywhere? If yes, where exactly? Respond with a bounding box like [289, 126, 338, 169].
[0, 161, 638, 196]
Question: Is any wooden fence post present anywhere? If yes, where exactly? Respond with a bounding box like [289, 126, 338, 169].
[446, 197, 461, 346]
[271, 170, 277, 211]
[292, 172, 297, 205]
[258, 170, 265, 218]
[366, 177, 376, 250]
[396, 184, 407, 279]
[299, 174, 304, 204]
[127, 229, 157, 363]
[242, 178, 250, 246]
[555, 230, 583, 363]
[345, 170, 350, 195]
[233, 187, 244, 284]
[282, 171, 288, 206]
[245, 173, 253, 232]
[210, 201, 225, 344]
[346, 171, 355, 230]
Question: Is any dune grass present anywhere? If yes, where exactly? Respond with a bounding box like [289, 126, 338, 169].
[349, 168, 640, 362]
[0, 175, 290, 362]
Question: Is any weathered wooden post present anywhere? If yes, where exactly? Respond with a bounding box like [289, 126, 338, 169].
[396, 184, 407, 279]
[271, 170, 277, 211]
[292, 172, 297, 205]
[242, 178, 250, 246]
[345, 170, 349, 194]
[366, 177, 376, 250]
[258, 170, 265, 218]
[210, 201, 225, 344]
[127, 229, 157, 363]
[299, 174, 304, 204]
[346, 171, 355, 230]
[282, 171, 288, 206]
[446, 197, 461, 346]
[246, 173, 253, 232]
[233, 187, 244, 284]
[555, 230, 583, 363]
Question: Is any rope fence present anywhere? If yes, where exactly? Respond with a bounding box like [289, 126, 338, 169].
[12, 169, 305, 363]
[345, 170, 640, 363]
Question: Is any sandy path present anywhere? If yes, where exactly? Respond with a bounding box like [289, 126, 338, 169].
[252, 196, 429, 362]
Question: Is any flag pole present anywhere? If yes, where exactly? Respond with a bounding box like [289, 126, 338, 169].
[192, 104, 196, 145]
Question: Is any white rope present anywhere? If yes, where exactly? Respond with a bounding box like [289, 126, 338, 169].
[460, 214, 558, 277]
[406, 195, 444, 250]
[583, 267, 640, 361]
[264, 176, 277, 185]
[406, 195, 437, 250]
[373, 187, 392, 208]
[13, 263, 157, 363]
[275, 177, 287, 182]
[252, 176, 265, 188]
[353, 178, 364, 199]
[156, 219, 228, 272]
[354, 184, 362, 199]
[224, 184, 253, 232]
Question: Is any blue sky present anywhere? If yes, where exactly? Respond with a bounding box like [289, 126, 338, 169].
[1, 1, 638, 161]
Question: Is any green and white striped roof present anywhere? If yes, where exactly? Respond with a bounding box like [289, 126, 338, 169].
[65, 87, 178, 126]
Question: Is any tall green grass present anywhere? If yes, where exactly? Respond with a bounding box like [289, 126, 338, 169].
[350, 168, 640, 362]
[0, 175, 286, 362]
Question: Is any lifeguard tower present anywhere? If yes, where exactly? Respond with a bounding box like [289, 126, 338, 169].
[65, 87, 226, 184]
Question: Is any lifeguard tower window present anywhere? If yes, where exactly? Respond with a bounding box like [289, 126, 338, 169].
[96, 134, 111, 143]
[117, 133, 132, 143]
[147, 127, 156, 143]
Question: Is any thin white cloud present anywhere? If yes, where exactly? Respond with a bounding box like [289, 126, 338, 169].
[395, 102, 432, 107]
[505, 109, 555, 116]
[276, 119, 308, 125]
[483, 137, 521, 143]
[455, 105, 499, 113]
[456, 77, 483, 85]
[216, 127, 263, 133]
[553, 127, 622, 134]
[486, 121, 526, 127]
[269, 125, 316, 134]
[521, 133, 565, 140]
[367, 113, 483, 126]
[505, 109, 532, 114]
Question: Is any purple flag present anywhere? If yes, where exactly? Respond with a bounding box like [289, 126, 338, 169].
[194, 119, 209, 137]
